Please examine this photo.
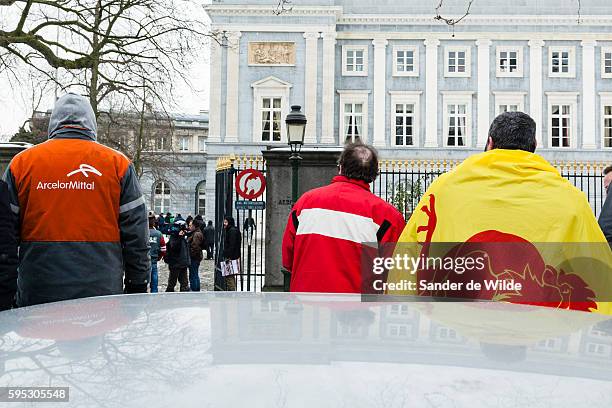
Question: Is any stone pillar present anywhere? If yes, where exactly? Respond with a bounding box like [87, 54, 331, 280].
[321, 32, 337, 144]
[529, 40, 545, 147]
[476, 39, 491, 148]
[582, 40, 597, 149]
[225, 31, 242, 143]
[262, 148, 342, 291]
[424, 38, 440, 148]
[208, 38, 223, 143]
[303, 32, 319, 144]
[372, 38, 388, 147]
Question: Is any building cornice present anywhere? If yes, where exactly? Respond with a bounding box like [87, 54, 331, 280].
[205, 6, 612, 26]
[338, 14, 612, 26]
[204, 5, 343, 17]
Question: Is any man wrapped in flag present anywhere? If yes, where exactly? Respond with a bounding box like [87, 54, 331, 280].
[387, 112, 612, 314]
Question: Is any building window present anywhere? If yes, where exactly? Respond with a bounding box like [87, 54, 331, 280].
[343, 103, 364, 143]
[390, 91, 421, 147]
[549, 46, 575, 78]
[438, 327, 457, 340]
[387, 323, 410, 338]
[198, 136, 207, 152]
[393, 46, 419, 76]
[179, 135, 191, 152]
[338, 90, 370, 144]
[261, 97, 282, 142]
[499, 104, 519, 113]
[394, 104, 414, 146]
[534, 337, 563, 352]
[153, 181, 171, 215]
[388, 304, 410, 316]
[602, 103, 612, 148]
[547, 93, 577, 148]
[443, 93, 472, 147]
[496, 46, 523, 77]
[156, 135, 170, 151]
[196, 182, 206, 216]
[494, 92, 526, 116]
[447, 104, 467, 146]
[601, 47, 612, 79]
[251, 76, 291, 143]
[550, 105, 571, 148]
[342, 45, 368, 76]
[444, 46, 471, 77]
[586, 342, 611, 357]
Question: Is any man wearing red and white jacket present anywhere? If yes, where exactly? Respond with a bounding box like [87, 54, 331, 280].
[282, 143, 406, 293]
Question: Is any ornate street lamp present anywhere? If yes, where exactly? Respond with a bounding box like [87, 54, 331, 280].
[283, 105, 306, 292]
[285, 105, 307, 206]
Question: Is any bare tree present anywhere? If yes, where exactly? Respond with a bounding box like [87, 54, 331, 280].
[273, 0, 293, 16]
[434, 0, 475, 37]
[1, 0, 212, 180]
[0, 0, 210, 117]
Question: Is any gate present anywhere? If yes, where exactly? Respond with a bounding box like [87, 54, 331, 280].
[215, 155, 267, 291]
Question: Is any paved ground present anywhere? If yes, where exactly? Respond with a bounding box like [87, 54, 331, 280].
[155, 258, 216, 292]
[153, 237, 266, 292]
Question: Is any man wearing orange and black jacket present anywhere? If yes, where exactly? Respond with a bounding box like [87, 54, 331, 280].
[0, 93, 150, 309]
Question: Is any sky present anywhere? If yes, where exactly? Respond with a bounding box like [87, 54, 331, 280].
[0, 1, 211, 141]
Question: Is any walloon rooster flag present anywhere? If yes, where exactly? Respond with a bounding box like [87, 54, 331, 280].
[387, 149, 612, 315]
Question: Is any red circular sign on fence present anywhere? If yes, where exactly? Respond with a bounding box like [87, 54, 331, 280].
[235, 169, 266, 200]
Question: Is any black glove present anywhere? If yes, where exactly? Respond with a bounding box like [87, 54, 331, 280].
[124, 283, 148, 294]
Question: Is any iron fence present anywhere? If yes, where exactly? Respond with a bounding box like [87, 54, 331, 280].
[374, 159, 608, 221]
[216, 156, 608, 292]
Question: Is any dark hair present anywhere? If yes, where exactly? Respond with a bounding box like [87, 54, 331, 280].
[192, 219, 203, 229]
[224, 216, 235, 228]
[338, 142, 379, 183]
[148, 217, 156, 228]
[488, 112, 537, 153]
[208, 220, 213, 226]
[604, 165, 612, 176]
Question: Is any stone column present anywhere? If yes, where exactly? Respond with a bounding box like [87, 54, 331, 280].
[208, 38, 223, 143]
[476, 39, 491, 148]
[582, 40, 597, 149]
[225, 31, 242, 143]
[372, 38, 388, 147]
[321, 31, 337, 144]
[529, 40, 545, 147]
[303, 32, 319, 144]
[262, 148, 343, 291]
[424, 38, 440, 148]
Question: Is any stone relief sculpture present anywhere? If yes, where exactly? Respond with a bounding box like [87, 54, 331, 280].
[249, 42, 295, 65]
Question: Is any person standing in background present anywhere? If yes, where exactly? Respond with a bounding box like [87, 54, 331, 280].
[203, 221, 215, 260]
[223, 216, 241, 291]
[148, 214, 166, 293]
[188, 219, 204, 291]
[164, 220, 190, 292]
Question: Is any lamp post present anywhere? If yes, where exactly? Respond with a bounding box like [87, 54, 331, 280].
[286, 105, 307, 206]
[282, 105, 306, 292]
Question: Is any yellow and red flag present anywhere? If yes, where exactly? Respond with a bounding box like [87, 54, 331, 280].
[388, 149, 612, 314]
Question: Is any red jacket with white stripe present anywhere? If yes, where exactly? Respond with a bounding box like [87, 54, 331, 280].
[282, 175, 406, 293]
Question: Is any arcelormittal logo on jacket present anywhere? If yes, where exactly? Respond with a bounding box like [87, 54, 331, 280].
[36, 164, 102, 191]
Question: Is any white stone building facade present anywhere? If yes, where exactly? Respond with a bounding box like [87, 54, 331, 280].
[202, 0, 612, 218]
